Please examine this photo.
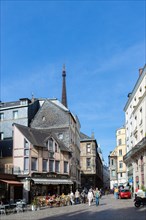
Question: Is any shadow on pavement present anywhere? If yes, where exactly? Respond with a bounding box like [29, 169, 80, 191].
[39, 205, 146, 220]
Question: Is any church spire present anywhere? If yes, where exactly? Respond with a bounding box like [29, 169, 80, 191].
[61, 64, 68, 108]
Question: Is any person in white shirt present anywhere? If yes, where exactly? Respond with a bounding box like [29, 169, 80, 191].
[87, 189, 93, 206]
[70, 191, 74, 205]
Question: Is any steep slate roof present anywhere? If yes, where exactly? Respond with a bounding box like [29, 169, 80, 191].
[14, 123, 71, 152]
[80, 132, 94, 141]
[0, 139, 13, 157]
[31, 98, 77, 129]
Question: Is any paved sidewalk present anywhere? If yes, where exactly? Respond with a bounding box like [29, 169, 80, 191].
[0, 194, 146, 220]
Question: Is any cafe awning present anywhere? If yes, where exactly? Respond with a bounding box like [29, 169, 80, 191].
[0, 179, 23, 185]
[32, 178, 73, 185]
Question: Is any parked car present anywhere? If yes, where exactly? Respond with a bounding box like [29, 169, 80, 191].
[119, 189, 131, 199]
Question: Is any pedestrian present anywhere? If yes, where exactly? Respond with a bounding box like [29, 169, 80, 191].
[81, 190, 86, 203]
[70, 191, 75, 205]
[87, 189, 93, 206]
[75, 189, 80, 204]
[114, 187, 119, 199]
[95, 188, 100, 206]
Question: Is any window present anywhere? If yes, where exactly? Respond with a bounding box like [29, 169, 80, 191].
[0, 113, 4, 121]
[55, 161, 60, 173]
[24, 149, 29, 156]
[48, 138, 53, 151]
[119, 161, 123, 169]
[86, 144, 91, 153]
[118, 130, 121, 135]
[42, 116, 45, 121]
[49, 160, 54, 172]
[24, 139, 29, 148]
[55, 143, 58, 152]
[118, 139, 122, 145]
[136, 159, 138, 171]
[13, 110, 18, 119]
[43, 159, 48, 172]
[119, 150, 122, 156]
[111, 159, 114, 166]
[140, 108, 142, 125]
[0, 132, 4, 140]
[20, 99, 27, 105]
[31, 158, 37, 171]
[24, 157, 29, 171]
[64, 161, 68, 173]
[58, 133, 63, 140]
[24, 139, 29, 156]
[86, 158, 91, 168]
[111, 170, 116, 177]
[120, 173, 123, 178]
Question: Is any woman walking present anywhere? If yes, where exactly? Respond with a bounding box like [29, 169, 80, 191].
[87, 189, 93, 206]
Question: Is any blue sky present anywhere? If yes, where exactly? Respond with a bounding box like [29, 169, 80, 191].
[1, 0, 146, 164]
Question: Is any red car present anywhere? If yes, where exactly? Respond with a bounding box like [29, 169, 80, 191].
[119, 189, 131, 199]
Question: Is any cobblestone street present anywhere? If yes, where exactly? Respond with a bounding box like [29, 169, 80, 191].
[0, 194, 146, 220]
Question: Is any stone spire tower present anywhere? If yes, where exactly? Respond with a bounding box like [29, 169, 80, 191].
[61, 64, 68, 108]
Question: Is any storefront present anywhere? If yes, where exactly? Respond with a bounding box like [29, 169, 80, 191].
[0, 174, 23, 203]
[24, 173, 73, 202]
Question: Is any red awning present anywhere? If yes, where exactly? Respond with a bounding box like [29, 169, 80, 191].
[0, 179, 23, 185]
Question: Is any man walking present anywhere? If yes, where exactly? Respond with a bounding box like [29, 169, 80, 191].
[95, 188, 100, 206]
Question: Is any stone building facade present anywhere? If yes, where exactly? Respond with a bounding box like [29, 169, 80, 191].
[109, 127, 127, 189]
[80, 132, 103, 190]
[124, 65, 146, 192]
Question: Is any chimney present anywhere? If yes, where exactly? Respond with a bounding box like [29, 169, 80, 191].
[139, 68, 143, 76]
[31, 93, 35, 103]
[91, 132, 94, 139]
[61, 64, 68, 108]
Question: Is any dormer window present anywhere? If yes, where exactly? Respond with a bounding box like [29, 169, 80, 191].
[42, 116, 45, 121]
[48, 138, 53, 152]
[58, 133, 63, 140]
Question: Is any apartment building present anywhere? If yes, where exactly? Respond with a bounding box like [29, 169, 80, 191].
[80, 132, 103, 190]
[109, 127, 127, 189]
[124, 65, 146, 192]
[0, 98, 39, 140]
[13, 123, 73, 203]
